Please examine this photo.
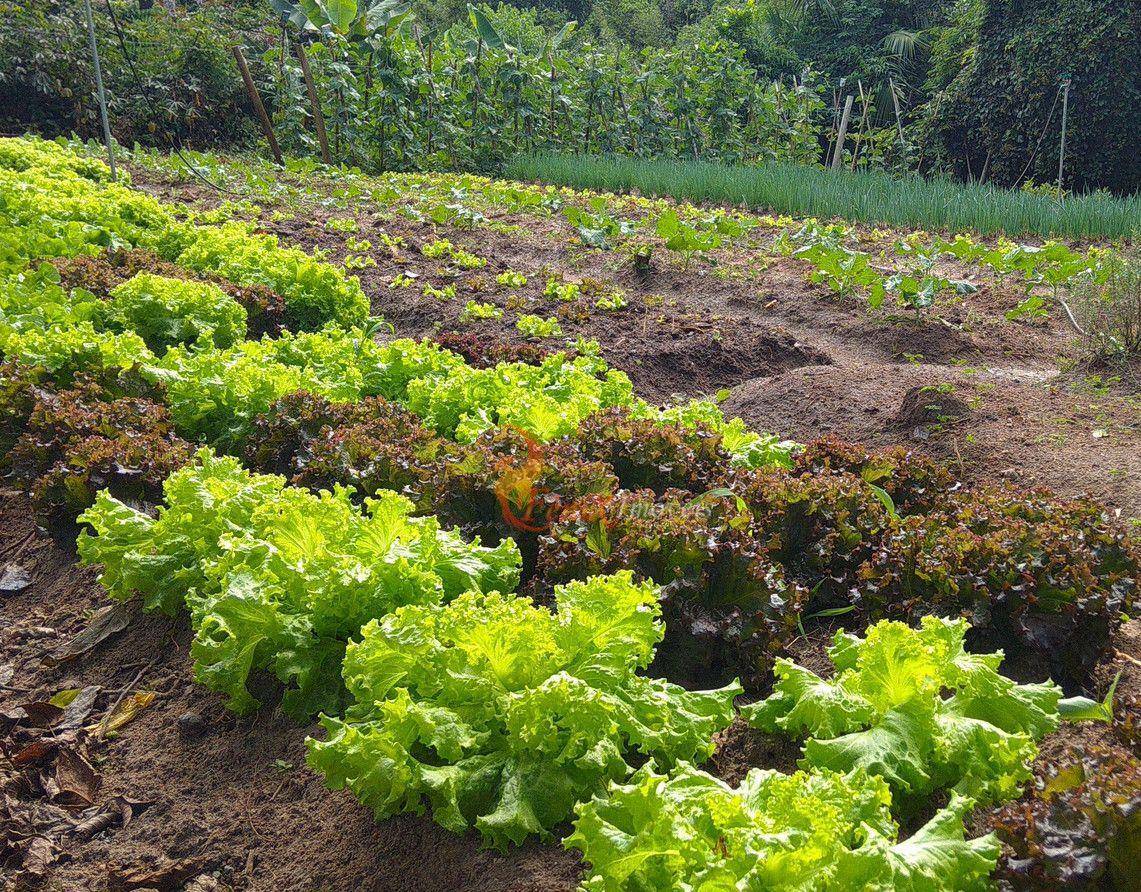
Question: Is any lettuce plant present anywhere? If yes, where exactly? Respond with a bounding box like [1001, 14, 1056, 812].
[103, 272, 247, 352]
[743, 616, 1062, 809]
[857, 487, 1139, 685]
[644, 397, 799, 470]
[245, 391, 449, 508]
[78, 450, 521, 718]
[983, 743, 1140, 889]
[171, 221, 369, 330]
[5, 379, 191, 522]
[792, 435, 956, 515]
[404, 351, 635, 443]
[539, 487, 805, 686]
[568, 763, 1000, 891]
[306, 571, 741, 849]
[575, 407, 727, 494]
[150, 332, 464, 447]
[734, 467, 894, 604]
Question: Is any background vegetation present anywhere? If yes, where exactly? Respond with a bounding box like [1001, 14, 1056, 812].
[2, 0, 1137, 196]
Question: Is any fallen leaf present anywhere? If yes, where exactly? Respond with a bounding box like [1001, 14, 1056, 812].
[58, 685, 101, 731]
[0, 563, 31, 593]
[109, 855, 211, 891]
[44, 601, 138, 667]
[14, 699, 64, 728]
[50, 688, 83, 708]
[53, 746, 101, 807]
[13, 738, 58, 767]
[70, 795, 152, 839]
[22, 835, 56, 878]
[94, 690, 156, 737]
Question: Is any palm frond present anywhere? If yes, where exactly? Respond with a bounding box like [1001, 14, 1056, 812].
[883, 29, 929, 61]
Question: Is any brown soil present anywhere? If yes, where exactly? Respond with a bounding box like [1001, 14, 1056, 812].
[3, 164, 1138, 890]
[250, 197, 1139, 516]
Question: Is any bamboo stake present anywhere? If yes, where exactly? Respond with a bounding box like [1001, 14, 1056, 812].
[831, 94, 854, 170]
[295, 41, 332, 165]
[232, 45, 282, 165]
[850, 81, 870, 171]
[82, 0, 116, 179]
[888, 77, 906, 151]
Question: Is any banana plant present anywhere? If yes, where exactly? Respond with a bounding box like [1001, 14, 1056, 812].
[273, 0, 411, 40]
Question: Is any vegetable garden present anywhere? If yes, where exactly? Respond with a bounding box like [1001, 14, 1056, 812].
[1, 137, 1138, 891]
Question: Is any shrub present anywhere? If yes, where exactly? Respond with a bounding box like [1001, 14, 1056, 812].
[1070, 255, 1141, 367]
[0, 2, 261, 150]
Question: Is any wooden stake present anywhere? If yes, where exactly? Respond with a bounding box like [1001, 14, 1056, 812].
[831, 94, 854, 170]
[850, 81, 870, 171]
[1058, 76, 1071, 200]
[82, 0, 116, 180]
[888, 78, 906, 151]
[295, 41, 332, 165]
[232, 45, 282, 165]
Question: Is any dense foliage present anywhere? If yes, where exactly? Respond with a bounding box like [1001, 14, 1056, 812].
[307, 571, 741, 848]
[0, 0, 263, 147]
[4, 0, 1137, 191]
[743, 617, 1063, 809]
[568, 764, 1000, 890]
[922, 0, 1140, 193]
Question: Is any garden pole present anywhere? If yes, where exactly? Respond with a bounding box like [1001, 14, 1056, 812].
[232, 45, 283, 165]
[296, 41, 332, 165]
[888, 78, 906, 151]
[81, 0, 116, 180]
[831, 94, 854, 170]
[1057, 75, 1071, 201]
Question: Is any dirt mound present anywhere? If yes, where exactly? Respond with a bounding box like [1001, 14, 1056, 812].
[620, 325, 829, 401]
[895, 384, 972, 438]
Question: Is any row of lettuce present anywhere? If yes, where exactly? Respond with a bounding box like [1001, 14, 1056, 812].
[1, 138, 1137, 888]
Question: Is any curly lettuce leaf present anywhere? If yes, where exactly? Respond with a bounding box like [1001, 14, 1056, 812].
[307, 572, 740, 850]
[79, 449, 521, 716]
[742, 615, 1061, 809]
